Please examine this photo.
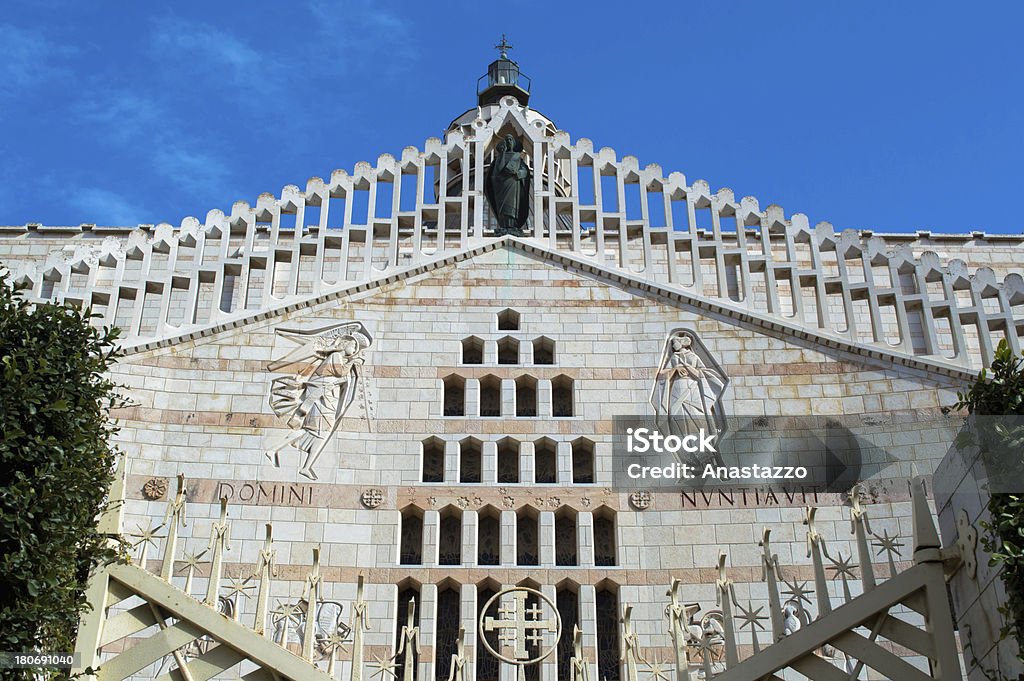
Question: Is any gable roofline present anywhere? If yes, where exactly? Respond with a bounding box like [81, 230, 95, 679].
[119, 236, 975, 382]
[6, 96, 1019, 374]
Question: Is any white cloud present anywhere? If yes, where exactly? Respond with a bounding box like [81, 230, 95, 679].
[0, 23, 72, 98]
[153, 144, 233, 197]
[150, 16, 279, 89]
[77, 91, 164, 145]
[69, 187, 150, 226]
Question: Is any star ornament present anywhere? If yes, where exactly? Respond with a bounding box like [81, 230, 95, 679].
[224, 576, 255, 601]
[129, 521, 166, 548]
[872, 529, 904, 559]
[323, 630, 350, 655]
[644, 656, 672, 681]
[827, 552, 857, 580]
[782, 579, 814, 608]
[370, 653, 398, 680]
[272, 600, 303, 624]
[735, 601, 768, 631]
[183, 549, 209, 569]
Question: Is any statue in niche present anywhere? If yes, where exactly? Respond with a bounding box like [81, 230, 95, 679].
[485, 133, 531, 236]
[650, 330, 728, 465]
[265, 321, 373, 480]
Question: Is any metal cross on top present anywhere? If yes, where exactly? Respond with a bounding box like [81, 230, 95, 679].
[495, 34, 513, 59]
[481, 589, 559, 662]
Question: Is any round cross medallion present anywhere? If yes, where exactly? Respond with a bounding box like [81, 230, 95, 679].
[478, 586, 562, 666]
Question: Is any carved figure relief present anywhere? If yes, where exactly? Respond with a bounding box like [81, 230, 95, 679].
[265, 321, 374, 480]
[650, 329, 729, 465]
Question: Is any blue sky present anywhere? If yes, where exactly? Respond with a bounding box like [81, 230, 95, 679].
[2, 1, 1022, 233]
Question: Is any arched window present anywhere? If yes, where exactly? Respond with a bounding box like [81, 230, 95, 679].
[395, 583, 421, 681]
[462, 336, 484, 364]
[555, 508, 578, 566]
[422, 437, 444, 483]
[534, 438, 557, 484]
[515, 375, 537, 417]
[459, 438, 482, 483]
[434, 585, 461, 681]
[533, 336, 555, 365]
[479, 375, 502, 417]
[498, 336, 520, 364]
[400, 507, 423, 565]
[477, 506, 501, 566]
[438, 507, 462, 565]
[552, 375, 574, 417]
[593, 507, 617, 566]
[556, 582, 580, 681]
[516, 507, 539, 566]
[443, 375, 465, 416]
[497, 437, 519, 483]
[595, 585, 621, 681]
[571, 438, 594, 484]
[497, 308, 520, 331]
[476, 580, 501, 681]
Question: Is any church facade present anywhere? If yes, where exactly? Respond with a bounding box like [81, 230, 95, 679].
[1, 52, 1020, 680]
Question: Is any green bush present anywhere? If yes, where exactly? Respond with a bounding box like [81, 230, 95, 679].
[956, 339, 1024, 669]
[0, 272, 126, 670]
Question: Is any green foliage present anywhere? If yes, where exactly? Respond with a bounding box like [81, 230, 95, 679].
[956, 338, 1024, 668]
[0, 272, 126, 669]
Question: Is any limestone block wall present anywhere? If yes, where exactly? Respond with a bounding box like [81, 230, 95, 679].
[100, 250, 967, 679]
[935, 436, 1023, 679]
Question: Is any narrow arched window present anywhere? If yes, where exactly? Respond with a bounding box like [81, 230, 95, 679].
[477, 507, 501, 566]
[552, 375, 574, 417]
[438, 507, 462, 565]
[594, 508, 617, 566]
[460, 438, 482, 483]
[443, 375, 465, 416]
[400, 507, 423, 565]
[516, 508, 539, 566]
[479, 375, 502, 417]
[571, 438, 594, 484]
[497, 438, 519, 483]
[422, 437, 444, 483]
[515, 375, 537, 417]
[498, 336, 520, 364]
[534, 438, 557, 484]
[462, 336, 484, 364]
[555, 509, 578, 566]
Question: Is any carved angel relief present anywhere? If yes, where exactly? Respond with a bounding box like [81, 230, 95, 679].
[650, 329, 729, 465]
[265, 321, 374, 480]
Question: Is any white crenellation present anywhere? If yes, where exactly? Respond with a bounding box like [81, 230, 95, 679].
[2, 97, 1022, 373]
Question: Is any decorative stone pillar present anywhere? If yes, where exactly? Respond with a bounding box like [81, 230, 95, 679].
[463, 511, 478, 568]
[482, 440, 498, 486]
[423, 510, 440, 568]
[500, 510, 516, 566]
[465, 585, 480, 681]
[578, 585, 599, 681]
[483, 339, 498, 365]
[539, 511, 555, 566]
[578, 511, 595, 567]
[557, 440, 573, 484]
[521, 440, 535, 485]
[419, 583, 438, 681]
[539, 378, 553, 418]
[501, 379, 515, 419]
[444, 440, 460, 485]
[465, 378, 480, 417]
[540, 584, 558, 681]
[522, 339, 534, 365]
